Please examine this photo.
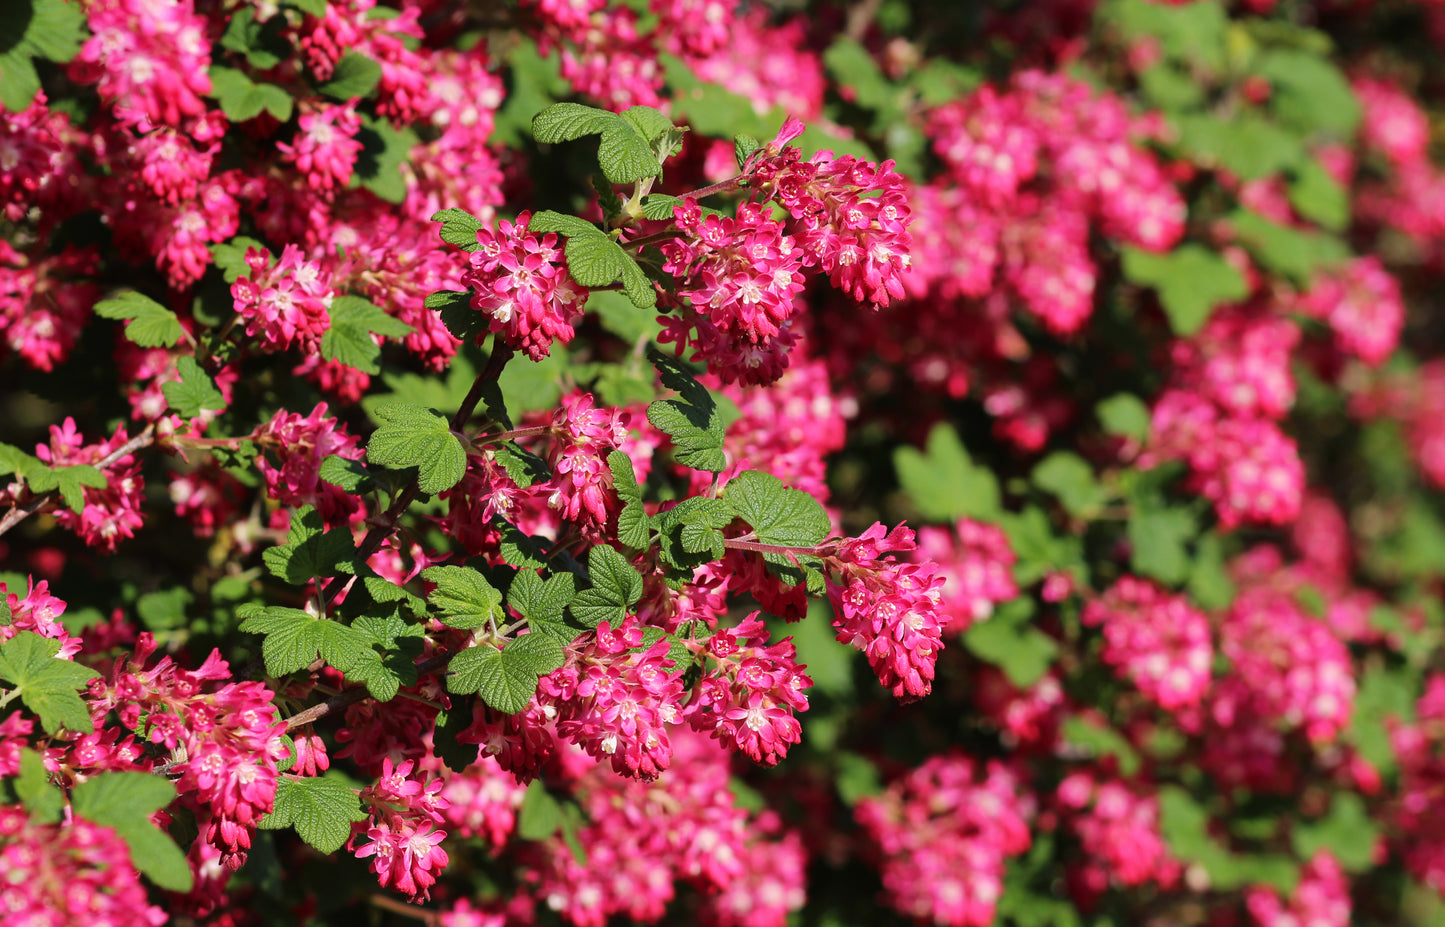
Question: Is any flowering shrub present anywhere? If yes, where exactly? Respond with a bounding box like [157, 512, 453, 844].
[5, 0, 1445, 924]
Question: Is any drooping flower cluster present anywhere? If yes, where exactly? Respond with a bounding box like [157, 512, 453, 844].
[1055, 772, 1181, 902]
[70, 0, 213, 128]
[86, 635, 290, 869]
[231, 245, 335, 355]
[253, 402, 366, 525]
[824, 522, 947, 700]
[538, 619, 687, 779]
[29, 418, 146, 552]
[1081, 576, 1213, 712]
[351, 758, 451, 903]
[856, 753, 1033, 927]
[1245, 852, 1352, 927]
[0, 576, 80, 659]
[683, 613, 811, 765]
[462, 212, 588, 362]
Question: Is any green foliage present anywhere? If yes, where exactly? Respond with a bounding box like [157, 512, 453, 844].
[261, 774, 367, 855]
[526, 211, 657, 309]
[321, 296, 414, 375]
[609, 450, 652, 550]
[507, 569, 577, 633]
[1228, 209, 1349, 284]
[261, 506, 358, 586]
[1291, 792, 1380, 873]
[587, 289, 664, 344]
[726, 470, 830, 589]
[208, 65, 294, 122]
[1122, 245, 1249, 336]
[220, 7, 291, 70]
[1096, 393, 1152, 441]
[1031, 452, 1107, 518]
[14, 748, 61, 822]
[1159, 786, 1299, 892]
[318, 51, 381, 100]
[209, 236, 268, 283]
[894, 423, 1001, 521]
[236, 604, 413, 701]
[962, 598, 1057, 687]
[0, 630, 99, 734]
[431, 209, 486, 253]
[422, 565, 504, 631]
[136, 587, 193, 631]
[366, 402, 467, 495]
[569, 545, 643, 628]
[72, 772, 193, 891]
[163, 356, 226, 419]
[531, 102, 676, 184]
[1127, 503, 1197, 586]
[94, 291, 186, 348]
[517, 779, 564, 840]
[26, 463, 107, 514]
[352, 115, 418, 204]
[318, 455, 373, 493]
[0, 0, 86, 112]
[447, 633, 566, 714]
[646, 348, 727, 472]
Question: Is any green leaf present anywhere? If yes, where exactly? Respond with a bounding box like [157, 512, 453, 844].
[1228, 209, 1349, 285]
[0, 631, 98, 733]
[434, 704, 480, 772]
[1061, 716, 1140, 776]
[1287, 158, 1350, 232]
[1097, 393, 1152, 441]
[961, 599, 1056, 687]
[352, 115, 418, 204]
[366, 402, 467, 495]
[894, 422, 1000, 521]
[136, 588, 193, 632]
[430, 209, 484, 253]
[261, 507, 358, 585]
[1001, 506, 1086, 587]
[608, 450, 651, 549]
[1291, 792, 1379, 873]
[823, 37, 896, 113]
[496, 346, 568, 414]
[0, 0, 86, 112]
[1127, 505, 1197, 586]
[569, 545, 643, 628]
[72, 772, 192, 891]
[1187, 530, 1235, 611]
[318, 51, 381, 100]
[509, 569, 578, 630]
[1031, 452, 1106, 518]
[162, 356, 226, 419]
[1175, 112, 1302, 181]
[0, 442, 42, 481]
[237, 605, 331, 677]
[1122, 245, 1249, 336]
[447, 632, 565, 714]
[26, 463, 106, 514]
[654, 496, 733, 570]
[517, 779, 564, 840]
[734, 134, 762, 171]
[726, 470, 830, 585]
[497, 521, 550, 570]
[531, 102, 672, 184]
[1255, 48, 1360, 136]
[321, 295, 414, 374]
[646, 348, 726, 472]
[526, 211, 657, 309]
[207, 66, 293, 122]
[422, 565, 504, 630]
[210, 236, 268, 284]
[94, 291, 185, 348]
[14, 748, 61, 822]
[219, 7, 290, 69]
[261, 775, 366, 855]
[318, 454, 372, 493]
[238, 604, 403, 699]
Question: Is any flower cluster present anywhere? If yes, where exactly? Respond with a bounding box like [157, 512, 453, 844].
[856, 753, 1033, 927]
[462, 212, 588, 362]
[1081, 576, 1213, 712]
[824, 523, 947, 700]
[231, 245, 335, 355]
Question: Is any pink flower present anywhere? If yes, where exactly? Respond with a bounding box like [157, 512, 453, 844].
[462, 212, 587, 361]
[232, 245, 335, 354]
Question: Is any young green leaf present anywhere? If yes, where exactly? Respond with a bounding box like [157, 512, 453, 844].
[430, 209, 485, 252]
[261, 775, 367, 855]
[531, 102, 674, 184]
[207, 65, 293, 122]
[569, 544, 643, 628]
[608, 450, 652, 550]
[321, 295, 415, 374]
[1097, 393, 1152, 441]
[162, 356, 226, 419]
[72, 772, 193, 891]
[526, 211, 657, 309]
[26, 463, 106, 514]
[654, 496, 734, 570]
[318, 51, 381, 99]
[894, 423, 1001, 521]
[725, 470, 829, 585]
[1127, 505, 1197, 586]
[1121, 244, 1249, 336]
[15, 748, 62, 823]
[318, 454, 373, 493]
[366, 401, 467, 495]
[517, 779, 564, 840]
[94, 291, 185, 348]
[422, 565, 504, 630]
[261, 507, 358, 585]
[0, 0, 86, 113]
[1031, 452, 1107, 518]
[447, 632, 566, 714]
[734, 134, 762, 171]
[508, 569, 577, 630]
[0, 631, 99, 734]
[645, 348, 726, 472]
